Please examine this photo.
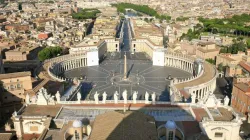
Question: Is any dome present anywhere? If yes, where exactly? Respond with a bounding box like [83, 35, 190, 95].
[165, 120, 176, 129]
[73, 120, 83, 128]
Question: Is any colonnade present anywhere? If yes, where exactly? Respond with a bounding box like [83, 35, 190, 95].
[165, 53, 218, 103]
[165, 57, 194, 73]
[51, 58, 88, 75]
[190, 77, 217, 102]
[46, 52, 88, 82]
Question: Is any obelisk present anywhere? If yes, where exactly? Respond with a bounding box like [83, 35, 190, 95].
[124, 53, 127, 80]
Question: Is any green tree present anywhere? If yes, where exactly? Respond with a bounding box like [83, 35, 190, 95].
[205, 58, 215, 65]
[217, 63, 223, 72]
[246, 38, 250, 48]
[38, 46, 63, 61]
[112, 3, 171, 21]
[71, 8, 101, 20]
[18, 3, 22, 10]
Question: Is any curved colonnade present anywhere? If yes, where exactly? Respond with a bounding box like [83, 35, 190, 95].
[46, 51, 218, 103]
[165, 52, 218, 103]
[46, 52, 88, 82]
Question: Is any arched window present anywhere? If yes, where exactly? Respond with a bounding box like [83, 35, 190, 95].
[168, 131, 174, 140]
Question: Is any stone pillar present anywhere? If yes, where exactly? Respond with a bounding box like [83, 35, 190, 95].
[124, 54, 127, 79]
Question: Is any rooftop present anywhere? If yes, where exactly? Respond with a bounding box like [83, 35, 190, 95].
[175, 62, 216, 90]
[89, 111, 158, 140]
[0, 71, 31, 80]
[21, 105, 62, 117]
[234, 83, 250, 93]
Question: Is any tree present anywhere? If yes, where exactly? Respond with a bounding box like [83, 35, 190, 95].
[18, 3, 22, 11]
[112, 3, 171, 21]
[38, 46, 63, 61]
[217, 63, 224, 72]
[205, 58, 215, 65]
[71, 8, 101, 20]
[246, 38, 250, 48]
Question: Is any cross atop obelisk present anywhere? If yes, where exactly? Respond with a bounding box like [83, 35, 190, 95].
[124, 53, 127, 80]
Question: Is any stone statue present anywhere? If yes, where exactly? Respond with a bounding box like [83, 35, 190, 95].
[122, 90, 127, 104]
[94, 92, 99, 104]
[114, 91, 119, 104]
[102, 92, 107, 104]
[13, 111, 17, 117]
[170, 93, 175, 103]
[36, 87, 49, 105]
[86, 125, 92, 136]
[49, 96, 56, 105]
[191, 93, 196, 104]
[151, 92, 156, 104]
[55, 91, 61, 103]
[77, 92, 81, 103]
[224, 96, 229, 106]
[145, 92, 149, 104]
[132, 91, 138, 104]
[5, 122, 11, 131]
[25, 93, 30, 104]
[73, 77, 79, 85]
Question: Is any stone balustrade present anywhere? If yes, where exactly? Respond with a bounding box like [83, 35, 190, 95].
[165, 52, 218, 103]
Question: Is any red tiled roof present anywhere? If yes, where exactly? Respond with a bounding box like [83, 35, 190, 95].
[22, 134, 40, 140]
[192, 108, 209, 122]
[182, 121, 201, 137]
[239, 61, 250, 72]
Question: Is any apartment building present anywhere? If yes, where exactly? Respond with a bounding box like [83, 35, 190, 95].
[195, 42, 220, 60]
[0, 72, 32, 103]
[231, 83, 250, 117]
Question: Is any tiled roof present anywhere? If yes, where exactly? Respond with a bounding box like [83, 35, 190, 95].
[21, 105, 62, 117]
[234, 83, 250, 93]
[192, 108, 209, 122]
[239, 61, 250, 72]
[0, 71, 31, 80]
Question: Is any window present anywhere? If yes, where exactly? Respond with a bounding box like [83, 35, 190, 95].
[10, 85, 14, 90]
[248, 106, 250, 110]
[17, 84, 21, 88]
[214, 132, 223, 138]
[168, 131, 174, 140]
[17, 79, 19, 82]
[75, 130, 79, 140]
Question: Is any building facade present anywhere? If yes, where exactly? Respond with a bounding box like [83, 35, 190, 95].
[0, 72, 32, 103]
[231, 83, 250, 117]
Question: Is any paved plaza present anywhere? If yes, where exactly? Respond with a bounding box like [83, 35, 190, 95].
[62, 19, 192, 101]
[63, 52, 192, 101]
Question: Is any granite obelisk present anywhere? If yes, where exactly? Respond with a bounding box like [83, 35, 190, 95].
[124, 53, 127, 80]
